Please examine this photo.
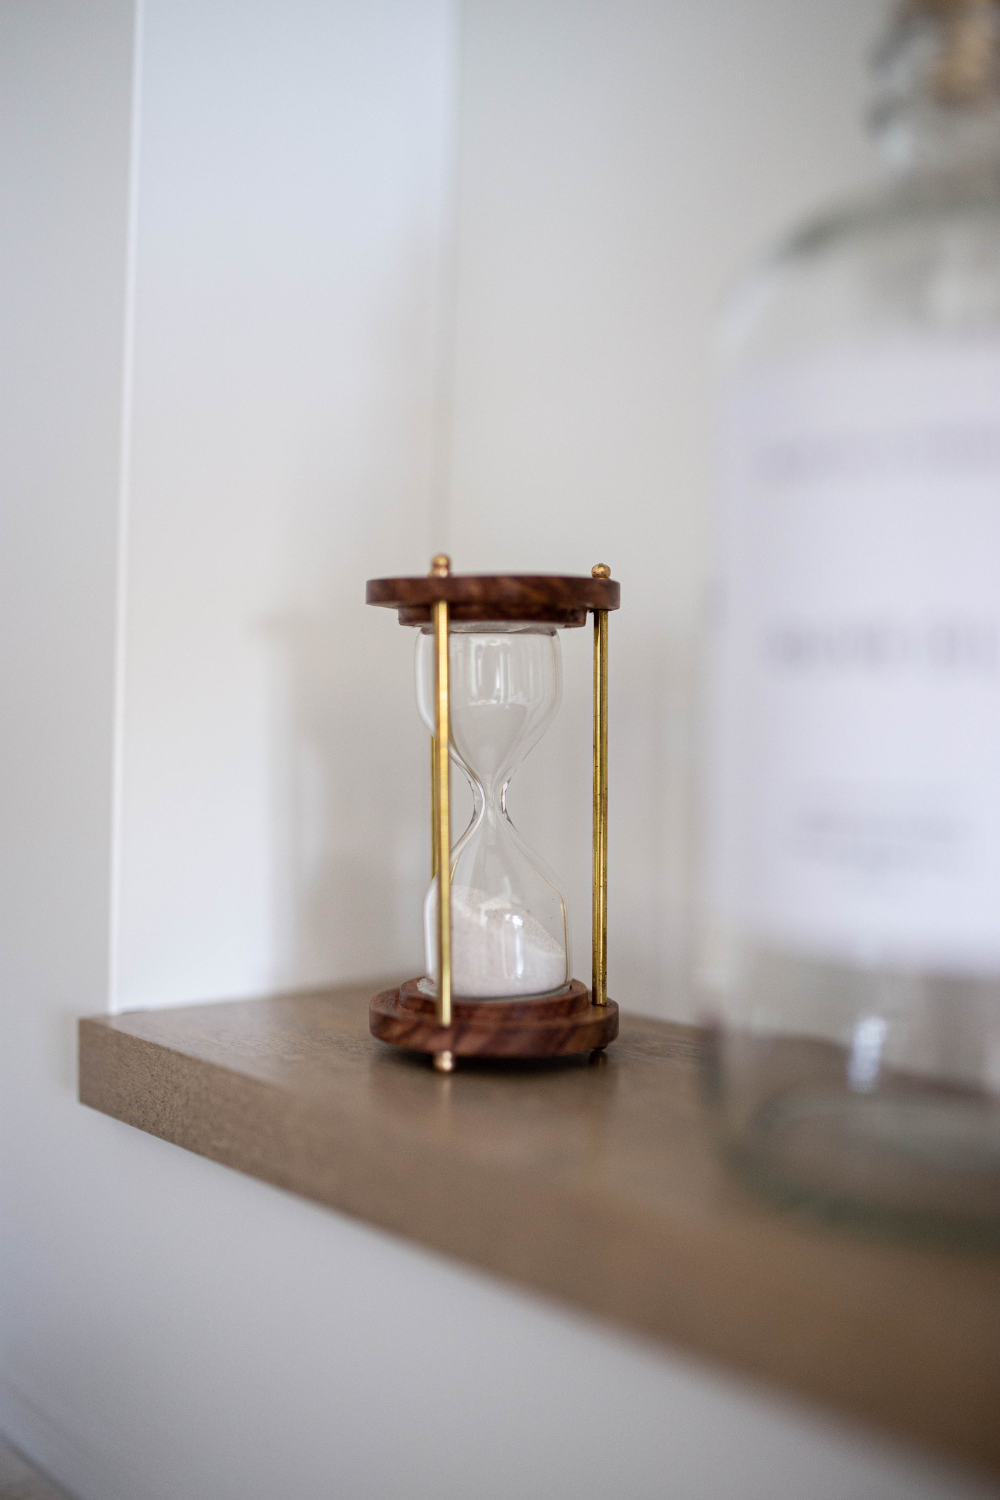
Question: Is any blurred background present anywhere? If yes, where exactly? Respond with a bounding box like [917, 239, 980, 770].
[7, 3, 990, 1499]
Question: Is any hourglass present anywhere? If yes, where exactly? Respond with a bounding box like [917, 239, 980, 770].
[367, 557, 620, 1068]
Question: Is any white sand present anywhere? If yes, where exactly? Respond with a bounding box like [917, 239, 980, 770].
[428, 884, 566, 998]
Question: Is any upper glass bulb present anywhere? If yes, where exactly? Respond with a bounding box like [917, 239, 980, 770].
[416, 622, 569, 999]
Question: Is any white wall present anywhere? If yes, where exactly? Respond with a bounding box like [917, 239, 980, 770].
[2, 3, 997, 1499]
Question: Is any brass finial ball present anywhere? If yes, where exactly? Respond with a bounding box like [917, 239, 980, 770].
[430, 554, 451, 577]
[592, 563, 611, 579]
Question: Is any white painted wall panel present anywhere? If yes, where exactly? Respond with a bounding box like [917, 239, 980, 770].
[115, 0, 457, 1008]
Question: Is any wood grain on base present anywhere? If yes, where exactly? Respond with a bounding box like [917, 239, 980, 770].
[78, 985, 1000, 1483]
[370, 978, 620, 1057]
[365, 572, 620, 627]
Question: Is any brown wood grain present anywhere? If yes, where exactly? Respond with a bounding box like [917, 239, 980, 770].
[365, 572, 620, 626]
[370, 977, 620, 1057]
[78, 984, 1000, 1483]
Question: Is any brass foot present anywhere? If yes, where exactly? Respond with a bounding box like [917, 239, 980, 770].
[434, 1050, 455, 1073]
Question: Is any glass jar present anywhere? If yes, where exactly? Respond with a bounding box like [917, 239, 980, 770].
[703, 0, 1000, 1237]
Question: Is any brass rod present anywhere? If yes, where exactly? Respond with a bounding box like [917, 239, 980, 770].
[592, 589, 609, 1007]
[433, 598, 452, 1026]
[430, 735, 439, 878]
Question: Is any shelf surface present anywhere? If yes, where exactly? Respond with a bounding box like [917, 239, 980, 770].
[79, 984, 1000, 1480]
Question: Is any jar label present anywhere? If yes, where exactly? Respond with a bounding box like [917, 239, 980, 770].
[712, 339, 1000, 973]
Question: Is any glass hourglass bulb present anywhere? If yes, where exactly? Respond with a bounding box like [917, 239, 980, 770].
[416, 622, 570, 999]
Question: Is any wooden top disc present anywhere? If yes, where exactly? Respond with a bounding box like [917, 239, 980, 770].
[366, 573, 620, 627]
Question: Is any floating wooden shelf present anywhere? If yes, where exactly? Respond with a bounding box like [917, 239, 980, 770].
[78, 984, 1000, 1483]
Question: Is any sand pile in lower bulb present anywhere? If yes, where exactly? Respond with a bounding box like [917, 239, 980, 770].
[437, 885, 566, 998]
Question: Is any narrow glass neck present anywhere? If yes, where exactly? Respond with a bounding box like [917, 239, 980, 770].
[460, 761, 510, 815]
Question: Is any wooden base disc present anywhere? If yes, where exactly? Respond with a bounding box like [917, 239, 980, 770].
[370, 978, 619, 1060]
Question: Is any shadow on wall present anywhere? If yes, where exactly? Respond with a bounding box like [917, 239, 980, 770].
[504, 620, 698, 1025]
[610, 628, 697, 1023]
[261, 601, 427, 993]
